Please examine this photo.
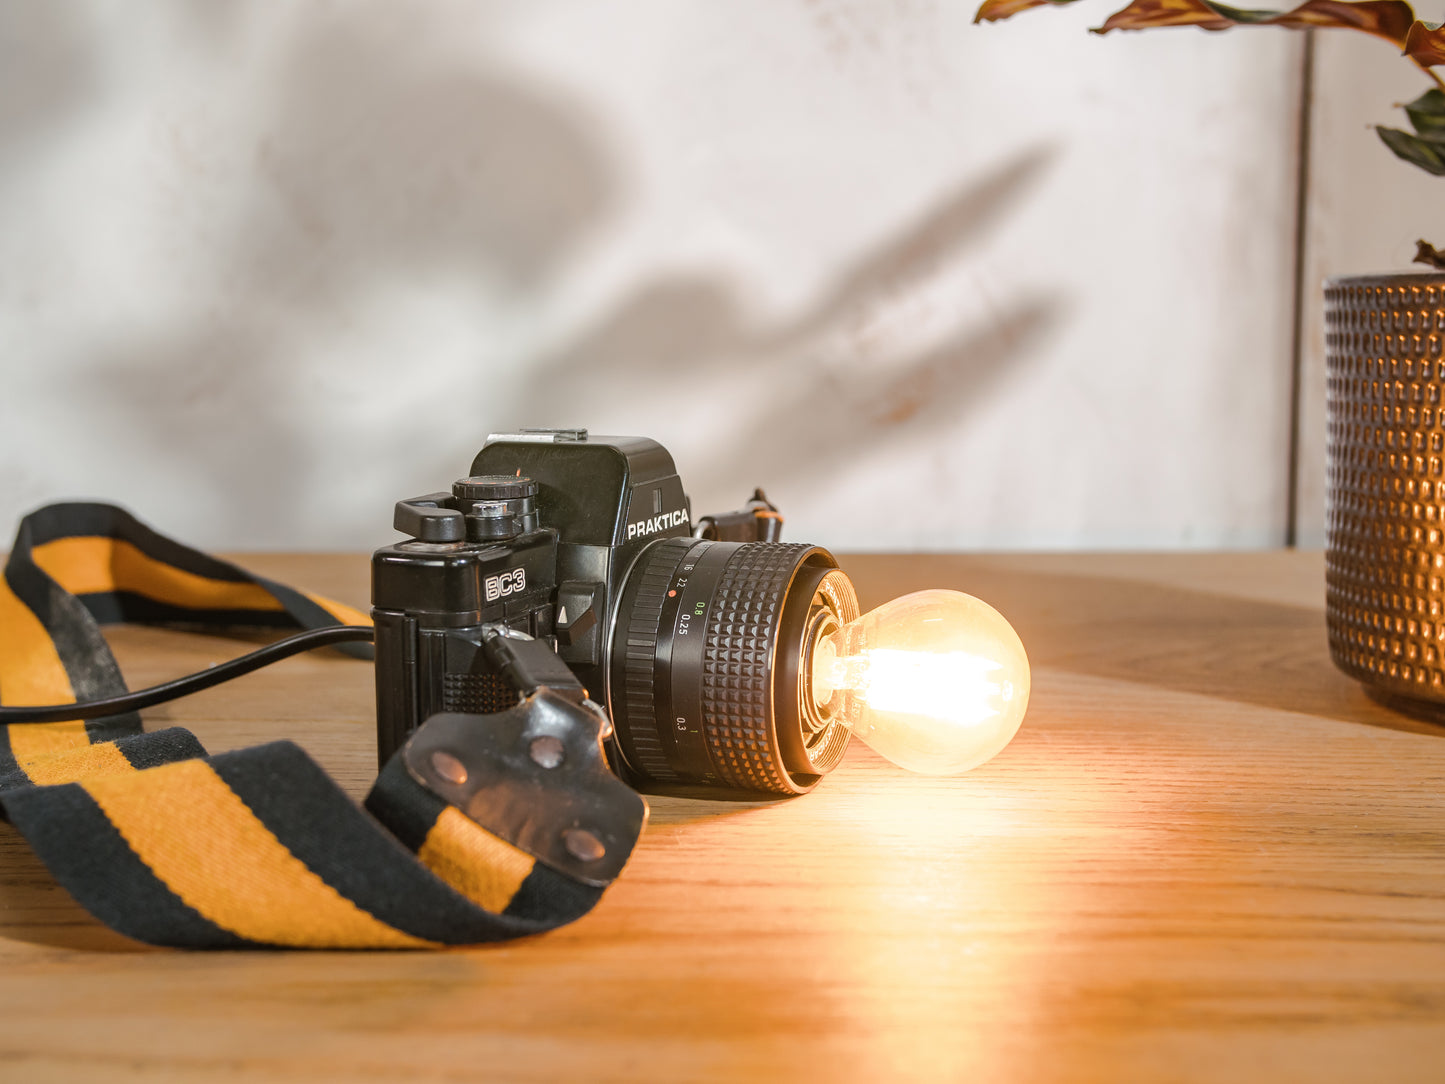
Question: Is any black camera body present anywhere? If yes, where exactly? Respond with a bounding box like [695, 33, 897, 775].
[372, 429, 860, 796]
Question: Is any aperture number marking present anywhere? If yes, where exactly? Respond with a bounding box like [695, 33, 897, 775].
[676, 596, 705, 636]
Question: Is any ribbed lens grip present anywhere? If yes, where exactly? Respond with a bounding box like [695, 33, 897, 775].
[698, 543, 811, 792]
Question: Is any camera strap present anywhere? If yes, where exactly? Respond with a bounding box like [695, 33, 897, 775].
[0, 503, 624, 948]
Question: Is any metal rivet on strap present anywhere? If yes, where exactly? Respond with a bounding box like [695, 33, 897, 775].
[563, 828, 605, 863]
[529, 735, 565, 769]
[430, 749, 468, 786]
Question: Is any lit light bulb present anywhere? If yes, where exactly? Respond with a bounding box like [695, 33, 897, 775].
[808, 589, 1030, 775]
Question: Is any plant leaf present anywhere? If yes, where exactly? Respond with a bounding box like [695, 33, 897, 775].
[1252, 0, 1417, 45]
[1405, 19, 1445, 65]
[1092, 0, 1416, 42]
[1414, 239, 1445, 269]
[973, 0, 1421, 45]
[1377, 125, 1445, 174]
[975, 0, 1086, 23]
[1404, 88, 1445, 140]
[1095, 0, 1236, 32]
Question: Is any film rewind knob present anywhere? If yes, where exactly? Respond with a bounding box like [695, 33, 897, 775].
[392, 476, 540, 543]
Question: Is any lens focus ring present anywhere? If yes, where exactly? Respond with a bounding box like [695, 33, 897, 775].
[698, 543, 811, 792]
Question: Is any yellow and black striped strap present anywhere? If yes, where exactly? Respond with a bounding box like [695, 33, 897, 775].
[0, 503, 609, 948]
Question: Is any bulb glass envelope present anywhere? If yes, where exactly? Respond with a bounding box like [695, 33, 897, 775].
[810, 589, 1030, 775]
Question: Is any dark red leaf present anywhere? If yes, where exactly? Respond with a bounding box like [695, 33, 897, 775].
[1262, 1, 1417, 47]
[1414, 240, 1445, 268]
[1405, 19, 1445, 66]
[1094, 0, 1234, 32]
[974, 0, 1076, 23]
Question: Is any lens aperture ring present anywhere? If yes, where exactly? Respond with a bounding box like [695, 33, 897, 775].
[613, 536, 695, 782]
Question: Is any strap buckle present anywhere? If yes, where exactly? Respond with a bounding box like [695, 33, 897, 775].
[401, 629, 648, 887]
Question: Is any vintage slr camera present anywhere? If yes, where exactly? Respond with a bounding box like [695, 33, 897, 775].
[373, 429, 860, 796]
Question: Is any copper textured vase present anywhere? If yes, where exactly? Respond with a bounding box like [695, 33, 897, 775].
[1325, 273, 1445, 719]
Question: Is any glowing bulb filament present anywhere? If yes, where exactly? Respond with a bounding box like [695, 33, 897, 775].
[849, 649, 1008, 727]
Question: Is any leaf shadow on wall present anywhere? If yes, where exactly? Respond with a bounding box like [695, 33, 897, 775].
[6, 4, 1065, 547]
[0, 5, 95, 173]
[486, 147, 1065, 508]
[35, 7, 620, 542]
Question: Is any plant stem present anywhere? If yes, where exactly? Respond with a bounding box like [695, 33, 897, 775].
[1415, 58, 1445, 92]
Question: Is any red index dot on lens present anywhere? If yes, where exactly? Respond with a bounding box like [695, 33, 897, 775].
[668, 590, 677, 597]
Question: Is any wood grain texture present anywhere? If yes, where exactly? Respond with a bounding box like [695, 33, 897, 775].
[2, 551, 1443, 1083]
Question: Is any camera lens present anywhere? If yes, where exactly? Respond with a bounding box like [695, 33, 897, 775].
[607, 538, 859, 795]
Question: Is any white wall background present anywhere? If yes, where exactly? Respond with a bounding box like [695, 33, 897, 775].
[0, 1, 1310, 551]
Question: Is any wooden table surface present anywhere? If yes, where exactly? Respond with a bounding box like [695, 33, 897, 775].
[2, 550, 1444, 1082]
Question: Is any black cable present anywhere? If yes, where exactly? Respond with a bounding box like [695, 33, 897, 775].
[0, 625, 376, 724]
